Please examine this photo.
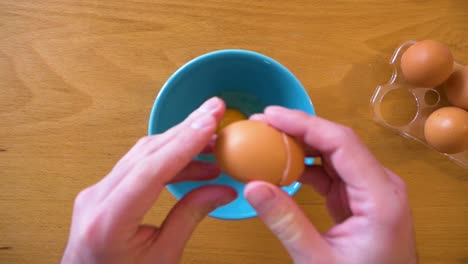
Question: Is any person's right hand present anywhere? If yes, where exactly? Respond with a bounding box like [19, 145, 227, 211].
[245, 107, 418, 264]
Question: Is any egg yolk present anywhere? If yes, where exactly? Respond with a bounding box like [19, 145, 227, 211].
[217, 109, 246, 133]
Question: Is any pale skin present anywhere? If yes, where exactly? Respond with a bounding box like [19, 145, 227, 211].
[62, 97, 418, 264]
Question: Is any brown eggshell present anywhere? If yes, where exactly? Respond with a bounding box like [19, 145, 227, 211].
[215, 120, 305, 186]
[216, 108, 246, 133]
[424, 107, 468, 154]
[280, 135, 306, 186]
[401, 40, 454, 87]
[444, 66, 468, 110]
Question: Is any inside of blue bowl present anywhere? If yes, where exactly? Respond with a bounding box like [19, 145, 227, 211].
[149, 50, 315, 220]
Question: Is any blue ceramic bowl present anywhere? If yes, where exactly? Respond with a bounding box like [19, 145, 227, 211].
[148, 49, 315, 220]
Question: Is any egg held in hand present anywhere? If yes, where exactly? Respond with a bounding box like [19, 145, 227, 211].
[215, 120, 305, 186]
[424, 107, 468, 154]
[400, 40, 454, 87]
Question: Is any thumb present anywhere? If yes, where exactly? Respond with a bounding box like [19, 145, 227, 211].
[245, 181, 328, 263]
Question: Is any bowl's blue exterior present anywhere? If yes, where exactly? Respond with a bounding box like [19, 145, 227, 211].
[148, 49, 315, 220]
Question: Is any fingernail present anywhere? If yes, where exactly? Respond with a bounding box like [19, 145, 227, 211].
[245, 182, 276, 208]
[191, 114, 215, 129]
[199, 97, 220, 113]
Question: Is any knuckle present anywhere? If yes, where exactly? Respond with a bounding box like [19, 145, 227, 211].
[374, 189, 409, 225]
[80, 209, 115, 250]
[325, 125, 357, 144]
[298, 110, 312, 120]
[74, 188, 92, 209]
[339, 126, 357, 140]
[184, 205, 206, 226]
[73, 192, 116, 249]
[177, 134, 190, 146]
[137, 135, 152, 145]
[335, 127, 362, 149]
[188, 207, 205, 222]
[269, 212, 301, 243]
[399, 180, 408, 194]
[180, 196, 216, 226]
[385, 168, 409, 196]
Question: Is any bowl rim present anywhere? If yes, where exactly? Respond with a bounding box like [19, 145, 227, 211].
[148, 49, 315, 220]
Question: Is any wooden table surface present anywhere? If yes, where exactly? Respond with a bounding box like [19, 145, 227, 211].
[1, 1, 467, 263]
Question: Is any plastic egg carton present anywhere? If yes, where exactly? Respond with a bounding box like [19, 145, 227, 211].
[371, 40, 468, 169]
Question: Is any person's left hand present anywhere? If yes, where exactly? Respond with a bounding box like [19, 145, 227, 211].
[61, 97, 237, 264]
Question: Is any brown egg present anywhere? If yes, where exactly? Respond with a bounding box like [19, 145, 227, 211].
[401, 40, 454, 87]
[424, 107, 468, 154]
[215, 120, 305, 186]
[216, 108, 246, 133]
[444, 65, 468, 110]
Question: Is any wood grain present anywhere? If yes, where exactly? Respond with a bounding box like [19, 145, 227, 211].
[1, 0, 467, 263]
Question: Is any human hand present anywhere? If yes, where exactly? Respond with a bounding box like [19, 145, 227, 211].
[246, 107, 417, 264]
[62, 97, 237, 264]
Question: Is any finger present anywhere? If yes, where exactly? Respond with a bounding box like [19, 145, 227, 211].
[299, 165, 331, 196]
[324, 179, 352, 223]
[104, 98, 225, 225]
[134, 225, 160, 247]
[93, 136, 160, 200]
[170, 161, 221, 184]
[265, 106, 390, 196]
[249, 113, 319, 157]
[249, 113, 267, 122]
[300, 166, 352, 223]
[384, 167, 406, 191]
[244, 181, 328, 262]
[109, 130, 217, 191]
[145, 97, 226, 157]
[94, 98, 225, 200]
[155, 186, 237, 258]
[200, 135, 217, 154]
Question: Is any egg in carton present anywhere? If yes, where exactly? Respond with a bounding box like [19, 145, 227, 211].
[371, 40, 468, 170]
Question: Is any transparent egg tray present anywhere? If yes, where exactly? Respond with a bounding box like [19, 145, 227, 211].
[370, 40, 468, 169]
